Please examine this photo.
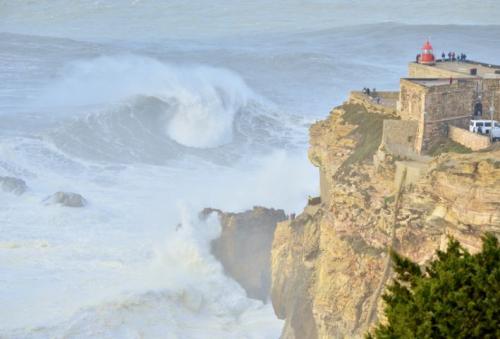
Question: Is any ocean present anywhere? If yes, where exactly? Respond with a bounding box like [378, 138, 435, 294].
[1, 1, 500, 338]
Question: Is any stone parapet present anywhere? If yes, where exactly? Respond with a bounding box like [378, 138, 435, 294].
[408, 62, 472, 78]
[448, 126, 491, 151]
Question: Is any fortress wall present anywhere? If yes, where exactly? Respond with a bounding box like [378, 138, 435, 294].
[381, 119, 419, 158]
[414, 113, 426, 154]
[424, 80, 476, 123]
[419, 80, 476, 152]
[408, 62, 466, 78]
[400, 79, 477, 153]
[421, 120, 444, 152]
[399, 79, 427, 121]
[449, 126, 491, 151]
[481, 79, 500, 121]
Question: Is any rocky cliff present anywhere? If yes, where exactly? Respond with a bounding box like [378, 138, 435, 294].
[201, 206, 287, 302]
[270, 100, 500, 338]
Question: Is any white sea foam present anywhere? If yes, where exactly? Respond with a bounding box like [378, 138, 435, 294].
[4, 207, 282, 338]
[0, 131, 314, 336]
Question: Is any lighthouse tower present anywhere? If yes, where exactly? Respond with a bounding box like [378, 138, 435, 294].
[419, 40, 435, 65]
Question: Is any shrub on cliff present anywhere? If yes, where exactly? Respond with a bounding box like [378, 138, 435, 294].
[367, 233, 500, 339]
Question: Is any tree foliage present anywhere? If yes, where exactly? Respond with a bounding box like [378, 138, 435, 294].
[368, 233, 500, 339]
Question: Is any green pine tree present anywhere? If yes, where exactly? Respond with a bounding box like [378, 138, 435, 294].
[367, 233, 500, 339]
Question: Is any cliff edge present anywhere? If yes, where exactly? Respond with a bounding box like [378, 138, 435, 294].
[201, 207, 287, 302]
[270, 99, 500, 338]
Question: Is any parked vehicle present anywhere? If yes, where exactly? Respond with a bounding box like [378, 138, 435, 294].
[469, 119, 500, 141]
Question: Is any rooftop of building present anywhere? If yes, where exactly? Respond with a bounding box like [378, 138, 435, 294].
[402, 77, 477, 88]
[412, 59, 500, 79]
[404, 78, 454, 87]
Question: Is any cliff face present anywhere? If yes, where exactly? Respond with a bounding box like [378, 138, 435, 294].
[201, 207, 287, 302]
[270, 100, 500, 338]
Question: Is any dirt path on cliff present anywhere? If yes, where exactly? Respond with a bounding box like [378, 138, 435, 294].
[364, 168, 407, 329]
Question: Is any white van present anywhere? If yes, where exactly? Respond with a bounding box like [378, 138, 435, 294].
[469, 120, 500, 141]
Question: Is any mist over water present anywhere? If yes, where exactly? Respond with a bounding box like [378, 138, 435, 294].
[1, 1, 500, 338]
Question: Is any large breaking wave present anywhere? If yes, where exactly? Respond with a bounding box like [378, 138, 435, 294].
[41, 56, 252, 149]
[39, 56, 302, 164]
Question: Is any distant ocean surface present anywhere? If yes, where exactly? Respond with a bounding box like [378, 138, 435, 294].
[1, 1, 499, 338]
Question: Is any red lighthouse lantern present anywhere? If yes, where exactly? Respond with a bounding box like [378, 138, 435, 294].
[420, 40, 435, 65]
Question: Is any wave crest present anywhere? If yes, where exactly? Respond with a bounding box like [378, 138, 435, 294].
[40, 55, 255, 148]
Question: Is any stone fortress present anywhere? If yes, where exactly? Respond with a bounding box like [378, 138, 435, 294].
[353, 41, 500, 157]
[314, 40, 500, 214]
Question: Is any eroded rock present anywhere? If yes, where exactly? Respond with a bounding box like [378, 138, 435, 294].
[0, 176, 27, 195]
[44, 192, 87, 207]
[201, 206, 287, 302]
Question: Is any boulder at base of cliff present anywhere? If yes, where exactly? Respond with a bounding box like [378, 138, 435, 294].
[200, 206, 287, 302]
[44, 192, 87, 207]
[0, 176, 28, 195]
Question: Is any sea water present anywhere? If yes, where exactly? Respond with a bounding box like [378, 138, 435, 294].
[1, 1, 500, 338]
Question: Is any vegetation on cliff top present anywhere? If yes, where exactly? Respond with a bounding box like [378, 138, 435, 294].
[335, 103, 386, 178]
[368, 234, 500, 339]
[427, 137, 472, 156]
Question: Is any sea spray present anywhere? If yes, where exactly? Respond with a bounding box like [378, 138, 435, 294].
[3, 206, 283, 338]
